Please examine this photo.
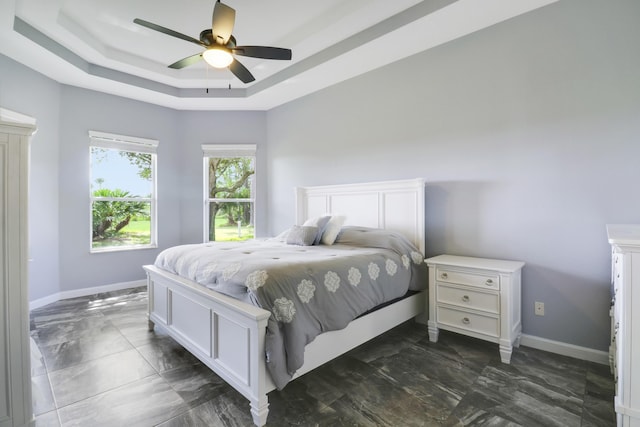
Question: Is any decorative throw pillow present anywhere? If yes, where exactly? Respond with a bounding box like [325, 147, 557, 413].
[286, 225, 318, 246]
[320, 215, 346, 245]
[272, 228, 291, 242]
[303, 215, 331, 245]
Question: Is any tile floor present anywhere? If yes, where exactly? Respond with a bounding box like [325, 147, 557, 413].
[30, 287, 615, 426]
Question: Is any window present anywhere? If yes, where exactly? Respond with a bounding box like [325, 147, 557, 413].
[203, 144, 256, 242]
[90, 131, 158, 252]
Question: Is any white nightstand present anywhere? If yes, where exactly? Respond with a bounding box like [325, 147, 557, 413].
[426, 254, 525, 363]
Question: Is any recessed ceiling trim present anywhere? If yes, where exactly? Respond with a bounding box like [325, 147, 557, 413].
[15, 0, 461, 102]
[14, 16, 87, 72]
[15, 16, 249, 99]
[3, 0, 560, 111]
[248, 0, 458, 96]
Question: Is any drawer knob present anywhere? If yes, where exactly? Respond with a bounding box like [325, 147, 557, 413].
[462, 295, 470, 302]
[485, 279, 493, 285]
[441, 272, 448, 279]
[462, 317, 470, 325]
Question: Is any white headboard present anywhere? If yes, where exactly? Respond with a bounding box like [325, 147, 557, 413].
[295, 178, 425, 254]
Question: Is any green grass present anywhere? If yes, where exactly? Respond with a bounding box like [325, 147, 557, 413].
[92, 219, 151, 249]
[211, 216, 254, 241]
[121, 220, 150, 233]
[91, 217, 254, 249]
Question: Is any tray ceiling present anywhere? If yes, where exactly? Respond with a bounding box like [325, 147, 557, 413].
[0, 0, 557, 110]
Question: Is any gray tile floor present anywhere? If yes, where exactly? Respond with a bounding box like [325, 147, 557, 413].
[30, 287, 615, 426]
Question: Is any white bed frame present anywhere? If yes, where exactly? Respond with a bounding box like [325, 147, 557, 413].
[143, 178, 426, 426]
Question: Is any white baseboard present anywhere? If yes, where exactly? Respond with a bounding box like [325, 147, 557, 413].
[520, 334, 609, 365]
[29, 279, 146, 311]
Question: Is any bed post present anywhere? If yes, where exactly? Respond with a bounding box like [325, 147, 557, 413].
[250, 396, 269, 427]
[294, 186, 307, 225]
[249, 315, 271, 426]
[146, 271, 155, 331]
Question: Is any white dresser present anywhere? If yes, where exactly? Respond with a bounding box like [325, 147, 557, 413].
[0, 120, 35, 427]
[608, 224, 640, 427]
[426, 254, 524, 363]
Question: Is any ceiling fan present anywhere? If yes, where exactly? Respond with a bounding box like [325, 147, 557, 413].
[133, 0, 292, 83]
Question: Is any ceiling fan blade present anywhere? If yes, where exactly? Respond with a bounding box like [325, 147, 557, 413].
[229, 59, 255, 83]
[211, 2, 235, 45]
[134, 18, 205, 47]
[232, 46, 292, 60]
[169, 53, 203, 69]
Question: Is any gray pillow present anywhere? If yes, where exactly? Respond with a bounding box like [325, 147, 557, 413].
[286, 225, 318, 246]
[312, 216, 331, 245]
[303, 215, 332, 245]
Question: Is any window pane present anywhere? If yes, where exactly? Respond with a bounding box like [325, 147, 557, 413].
[91, 147, 152, 197]
[208, 201, 254, 242]
[92, 201, 151, 249]
[207, 157, 254, 199]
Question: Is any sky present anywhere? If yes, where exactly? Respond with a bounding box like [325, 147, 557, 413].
[90, 149, 151, 197]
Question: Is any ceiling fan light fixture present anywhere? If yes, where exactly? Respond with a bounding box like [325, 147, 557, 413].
[203, 47, 233, 68]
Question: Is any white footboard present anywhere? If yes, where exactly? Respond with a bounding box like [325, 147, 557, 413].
[144, 264, 427, 426]
[144, 265, 274, 426]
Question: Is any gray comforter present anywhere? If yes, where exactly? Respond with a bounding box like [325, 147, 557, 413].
[154, 226, 427, 389]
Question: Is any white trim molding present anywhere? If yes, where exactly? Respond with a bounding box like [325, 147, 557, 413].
[0, 107, 37, 125]
[89, 130, 159, 153]
[29, 280, 146, 311]
[202, 143, 256, 158]
[520, 334, 609, 365]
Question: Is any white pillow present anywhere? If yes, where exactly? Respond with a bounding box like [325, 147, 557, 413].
[320, 215, 346, 245]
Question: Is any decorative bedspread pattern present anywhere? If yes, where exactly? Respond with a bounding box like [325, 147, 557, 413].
[154, 226, 427, 389]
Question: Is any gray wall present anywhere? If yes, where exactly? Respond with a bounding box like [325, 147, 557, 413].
[57, 86, 183, 290]
[0, 54, 61, 301]
[176, 110, 267, 244]
[266, 0, 640, 351]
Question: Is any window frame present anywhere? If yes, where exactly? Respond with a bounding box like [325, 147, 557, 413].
[89, 130, 158, 253]
[202, 144, 256, 243]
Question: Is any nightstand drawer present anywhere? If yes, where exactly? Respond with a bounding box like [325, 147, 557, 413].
[435, 267, 500, 290]
[437, 284, 499, 314]
[436, 306, 499, 338]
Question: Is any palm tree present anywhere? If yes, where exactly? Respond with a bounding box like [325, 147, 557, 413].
[92, 188, 148, 240]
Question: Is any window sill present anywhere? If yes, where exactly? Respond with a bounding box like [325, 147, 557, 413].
[90, 244, 157, 254]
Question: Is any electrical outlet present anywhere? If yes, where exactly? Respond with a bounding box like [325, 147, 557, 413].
[535, 301, 545, 316]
